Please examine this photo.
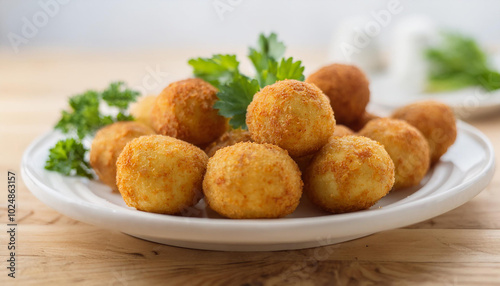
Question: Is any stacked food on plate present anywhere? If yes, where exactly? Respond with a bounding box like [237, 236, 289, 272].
[44, 33, 457, 219]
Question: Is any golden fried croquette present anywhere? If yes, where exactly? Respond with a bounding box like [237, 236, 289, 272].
[203, 142, 303, 219]
[116, 135, 208, 214]
[359, 118, 430, 189]
[391, 100, 457, 164]
[151, 78, 227, 147]
[246, 80, 335, 157]
[306, 64, 370, 124]
[89, 121, 155, 191]
[332, 124, 354, 137]
[304, 136, 394, 214]
[345, 112, 380, 132]
[204, 128, 252, 157]
[130, 95, 157, 128]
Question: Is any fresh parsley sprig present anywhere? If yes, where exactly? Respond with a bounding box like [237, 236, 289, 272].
[213, 75, 260, 130]
[45, 138, 93, 179]
[55, 82, 138, 139]
[188, 33, 306, 129]
[258, 57, 305, 87]
[188, 54, 241, 89]
[426, 32, 500, 92]
[248, 32, 304, 87]
[45, 82, 139, 178]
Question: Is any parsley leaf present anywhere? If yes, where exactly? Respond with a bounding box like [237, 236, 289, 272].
[55, 90, 102, 139]
[248, 33, 304, 87]
[248, 32, 285, 78]
[45, 138, 93, 179]
[260, 57, 305, 87]
[188, 54, 240, 89]
[275, 57, 306, 81]
[102, 81, 140, 110]
[426, 32, 500, 92]
[252, 32, 286, 62]
[213, 75, 260, 129]
[55, 82, 138, 139]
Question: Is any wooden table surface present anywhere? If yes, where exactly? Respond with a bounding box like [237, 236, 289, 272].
[1, 49, 499, 285]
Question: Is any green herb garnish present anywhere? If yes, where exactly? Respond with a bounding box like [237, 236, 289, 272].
[189, 33, 305, 129]
[45, 138, 93, 179]
[188, 54, 241, 89]
[426, 32, 500, 92]
[213, 75, 260, 130]
[46, 82, 139, 178]
[55, 82, 139, 139]
[248, 33, 304, 87]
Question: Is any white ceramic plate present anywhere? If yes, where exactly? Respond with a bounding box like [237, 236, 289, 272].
[21, 121, 495, 251]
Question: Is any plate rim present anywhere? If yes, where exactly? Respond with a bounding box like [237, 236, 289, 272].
[21, 121, 496, 245]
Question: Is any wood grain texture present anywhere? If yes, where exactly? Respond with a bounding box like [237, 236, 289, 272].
[1, 50, 499, 285]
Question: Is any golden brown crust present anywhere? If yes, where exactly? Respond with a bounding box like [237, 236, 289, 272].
[89, 121, 155, 191]
[359, 118, 430, 189]
[304, 135, 395, 214]
[391, 100, 457, 164]
[306, 64, 370, 124]
[203, 142, 303, 219]
[151, 78, 227, 147]
[331, 124, 354, 137]
[345, 112, 381, 132]
[130, 95, 157, 128]
[246, 80, 336, 157]
[116, 135, 208, 214]
[204, 129, 253, 157]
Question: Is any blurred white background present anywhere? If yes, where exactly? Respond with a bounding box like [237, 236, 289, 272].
[2, 0, 500, 112]
[1, 0, 499, 53]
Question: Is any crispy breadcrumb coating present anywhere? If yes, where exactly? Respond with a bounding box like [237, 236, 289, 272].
[305, 135, 395, 213]
[331, 124, 354, 137]
[246, 80, 335, 157]
[359, 118, 430, 189]
[204, 129, 252, 157]
[90, 121, 155, 191]
[345, 112, 380, 132]
[392, 100, 457, 164]
[203, 142, 303, 219]
[306, 64, 370, 124]
[151, 78, 227, 147]
[116, 135, 208, 214]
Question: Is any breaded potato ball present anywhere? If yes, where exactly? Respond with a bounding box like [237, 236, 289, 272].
[332, 124, 354, 137]
[345, 112, 381, 132]
[116, 135, 208, 214]
[203, 142, 303, 219]
[246, 80, 335, 157]
[306, 64, 370, 124]
[359, 118, 430, 189]
[304, 136, 395, 214]
[391, 100, 457, 164]
[131, 95, 157, 128]
[204, 128, 253, 157]
[90, 121, 155, 191]
[151, 78, 227, 147]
